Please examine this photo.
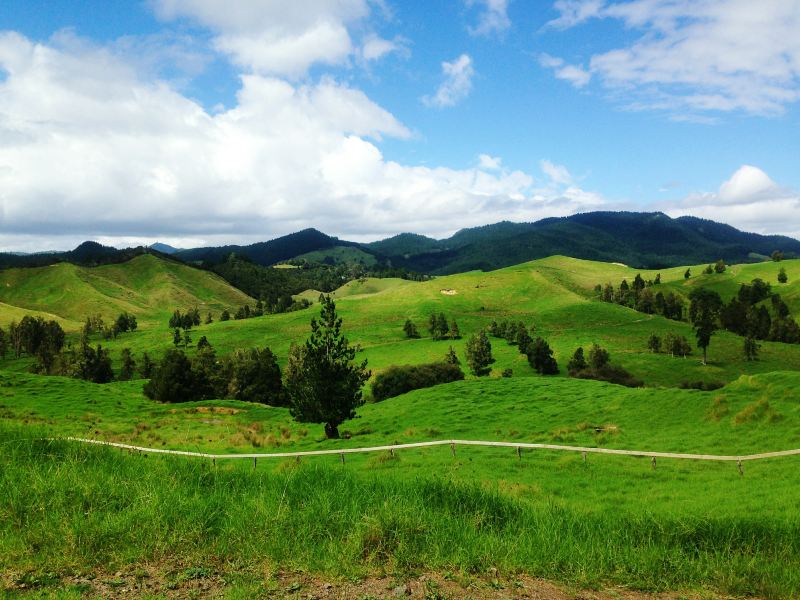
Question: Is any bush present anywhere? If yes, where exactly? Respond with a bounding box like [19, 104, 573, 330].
[678, 380, 725, 391]
[573, 364, 643, 388]
[372, 362, 464, 402]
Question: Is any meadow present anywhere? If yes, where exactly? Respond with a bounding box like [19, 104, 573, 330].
[1, 255, 800, 597]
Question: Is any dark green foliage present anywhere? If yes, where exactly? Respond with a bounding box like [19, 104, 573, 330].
[663, 333, 693, 357]
[516, 325, 533, 355]
[169, 308, 200, 329]
[684, 268, 691, 279]
[119, 348, 136, 381]
[286, 295, 370, 439]
[140, 352, 155, 379]
[428, 312, 450, 340]
[588, 343, 610, 370]
[647, 334, 661, 353]
[225, 347, 285, 406]
[714, 260, 726, 273]
[678, 380, 725, 391]
[744, 337, 760, 362]
[8, 316, 65, 373]
[772, 250, 784, 261]
[372, 362, 464, 401]
[182, 329, 192, 348]
[444, 346, 460, 366]
[527, 337, 559, 375]
[234, 304, 252, 320]
[172, 328, 182, 347]
[114, 312, 137, 334]
[205, 312, 213, 324]
[0, 327, 7, 359]
[654, 273, 661, 284]
[62, 342, 114, 383]
[143, 349, 197, 402]
[220, 309, 231, 321]
[704, 265, 714, 275]
[403, 319, 420, 339]
[738, 279, 771, 305]
[689, 288, 723, 365]
[778, 268, 788, 284]
[598, 276, 682, 320]
[449, 319, 461, 339]
[197, 335, 210, 350]
[567, 347, 587, 372]
[465, 330, 494, 376]
[501, 368, 513, 377]
[572, 364, 643, 388]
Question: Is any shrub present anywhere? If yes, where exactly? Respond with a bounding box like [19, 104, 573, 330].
[372, 362, 464, 401]
[573, 364, 643, 388]
[678, 380, 725, 391]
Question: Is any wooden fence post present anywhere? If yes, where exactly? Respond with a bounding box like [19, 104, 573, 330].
[651, 456, 656, 470]
[737, 459, 743, 476]
[516, 446, 521, 460]
[450, 442, 456, 457]
[340, 453, 345, 465]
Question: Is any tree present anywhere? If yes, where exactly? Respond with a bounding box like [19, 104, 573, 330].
[714, 259, 726, 273]
[527, 337, 559, 375]
[119, 348, 136, 381]
[205, 312, 214, 324]
[435, 313, 449, 340]
[588, 343, 610, 370]
[140, 352, 155, 379]
[465, 330, 494, 376]
[220, 309, 231, 322]
[197, 335, 211, 350]
[771, 250, 784, 262]
[0, 327, 7, 359]
[654, 273, 661, 285]
[449, 319, 461, 340]
[183, 329, 192, 348]
[743, 337, 760, 361]
[684, 268, 691, 280]
[703, 265, 714, 275]
[286, 294, 370, 439]
[516, 325, 533, 355]
[226, 347, 284, 405]
[778, 267, 788, 284]
[689, 288, 723, 365]
[173, 328, 182, 347]
[647, 334, 661, 353]
[143, 349, 197, 402]
[403, 319, 420, 339]
[444, 346, 460, 366]
[567, 347, 587, 372]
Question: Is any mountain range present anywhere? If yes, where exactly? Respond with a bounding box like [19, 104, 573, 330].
[1, 212, 798, 274]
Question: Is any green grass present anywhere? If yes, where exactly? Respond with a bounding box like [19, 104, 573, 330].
[3, 254, 800, 596]
[0, 254, 253, 328]
[295, 245, 379, 267]
[2, 424, 799, 598]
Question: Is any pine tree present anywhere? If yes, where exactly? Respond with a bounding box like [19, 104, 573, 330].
[465, 330, 493, 376]
[778, 267, 788, 284]
[119, 348, 136, 381]
[689, 288, 723, 365]
[527, 337, 559, 375]
[684, 268, 691, 280]
[647, 334, 661, 353]
[444, 346, 461, 366]
[743, 337, 760, 361]
[403, 319, 420, 338]
[286, 294, 370, 439]
[449, 319, 461, 339]
[567, 347, 587, 372]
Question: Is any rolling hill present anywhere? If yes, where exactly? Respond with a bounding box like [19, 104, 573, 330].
[0, 254, 253, 327]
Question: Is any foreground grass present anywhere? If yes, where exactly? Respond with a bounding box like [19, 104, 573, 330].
[2, 425, 799, 598]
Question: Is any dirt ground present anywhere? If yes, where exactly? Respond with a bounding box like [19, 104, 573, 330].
[2, 566, 748, 599]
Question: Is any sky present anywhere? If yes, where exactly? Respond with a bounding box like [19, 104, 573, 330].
[0, 0, 799, 251]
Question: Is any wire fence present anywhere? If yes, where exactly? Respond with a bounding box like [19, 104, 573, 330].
[60, 437, 800, 474]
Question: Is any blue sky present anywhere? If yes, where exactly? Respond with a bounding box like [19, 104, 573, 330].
[0, 0, 798, 250]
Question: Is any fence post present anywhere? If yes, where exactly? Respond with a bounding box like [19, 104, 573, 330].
[450, 442, 456, 457]
[651, 456, 656, 470]
[340, 453, 345, 465]
[253, 457, 257, 469]
[516, 446, 521, 460]
[737, 459, 743, 476]
[582, 451, 587, 464]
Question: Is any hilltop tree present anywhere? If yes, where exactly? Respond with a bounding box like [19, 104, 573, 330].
[684, 268, 691, 280]
[771, 250, 784, 262]
[778, 267, 788, 284]
[689, 288, 723, 365]
[714, 259, 726, 273]
[465, 330, 494, 376]
[286, 294, 370, 439]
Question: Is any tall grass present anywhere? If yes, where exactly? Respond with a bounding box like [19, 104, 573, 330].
[2, 425, 798, 598]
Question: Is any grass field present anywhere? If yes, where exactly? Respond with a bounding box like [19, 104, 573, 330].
[2, 255, 800, 597]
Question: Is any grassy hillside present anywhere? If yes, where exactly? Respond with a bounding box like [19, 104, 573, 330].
[64, 256, 800, 390]
[0, 254, 253, 328]
[295, 245, 379, 267]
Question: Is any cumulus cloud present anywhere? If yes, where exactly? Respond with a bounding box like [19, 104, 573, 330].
[663, 166, 800, 238]
[152, 0, 371, 77]
[466, 0, 512, 36]
[0, 32, 604, 251]
[538, 53, 591, 87]
[543, 0, 800, 115]
[423, 54, 475, 108]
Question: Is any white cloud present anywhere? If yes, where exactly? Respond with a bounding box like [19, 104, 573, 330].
[466, 0, 512, 36]
[663, 166, 800, 237]
[359, 33, 409, 62]
[0, 33, 605, 251]
[478, 154, 503, 170]
[152, 0, 370, 77]
[540, 159, 573, 186]
[544, 0, 800, 115]
[423, 54, 475, 108]
[538, 53, 591, 87]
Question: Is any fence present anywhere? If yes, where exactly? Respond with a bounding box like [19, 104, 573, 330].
[62, 437, 800, 474]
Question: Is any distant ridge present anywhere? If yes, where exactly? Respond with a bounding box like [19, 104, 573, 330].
[2, 212, 798, 274]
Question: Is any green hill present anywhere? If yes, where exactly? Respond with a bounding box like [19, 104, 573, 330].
[0, 254, 253, 328]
